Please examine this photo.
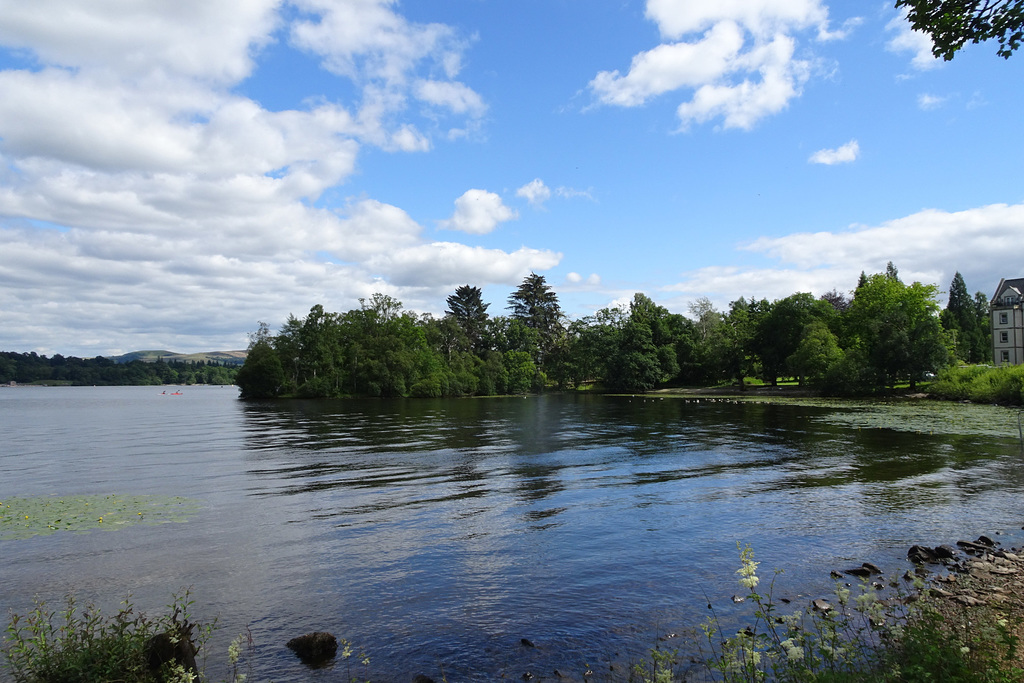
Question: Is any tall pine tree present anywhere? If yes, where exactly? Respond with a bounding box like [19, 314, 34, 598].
[507, 272, 563, 363]
[941, 272, 988, 363]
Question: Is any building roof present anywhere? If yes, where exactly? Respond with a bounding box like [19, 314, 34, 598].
[993, 278, 1024, 304]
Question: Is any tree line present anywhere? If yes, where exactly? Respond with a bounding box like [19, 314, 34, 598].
[236, 265, 991, 399]
[0, 352, 239, 386]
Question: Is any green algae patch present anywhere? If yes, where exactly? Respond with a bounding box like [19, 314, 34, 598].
[739, 397, 1022, 439]
[0, 493, 201, 540]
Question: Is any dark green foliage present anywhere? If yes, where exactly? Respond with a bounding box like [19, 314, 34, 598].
[896, 0, 1024, 60]
[507, 272, 563, 363]
[930, 364, 1024, 404]
[754, 293, 835, 385]
[3, 592, 211, 683]
[229, 263, 958, 399]
[446, 284, 490, 353]
[844, 271, 948, 390]
[941, 272, 991, 363]
[0, 352, 238, 386]
[605, 293, 681, 392]
[788, 321, 845, 386]
[235, 339, 286, 398]
[821, 348, 876, 396]
[503, 350, 541, 394]
[5, 261, 966, 399]
[714, 297, 760, 390]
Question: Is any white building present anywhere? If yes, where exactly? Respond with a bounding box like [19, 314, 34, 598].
[991, 278, 1024, 366]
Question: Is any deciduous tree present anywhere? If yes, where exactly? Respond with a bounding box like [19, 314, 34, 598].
[896, 0, 1024, 60]
[846, 270, 948, 389]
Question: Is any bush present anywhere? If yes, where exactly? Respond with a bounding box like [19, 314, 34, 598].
[297, 375, 336, 398]
[930, 365, 1024, 405]
[3, 591, 213, 683]
[820, 349, 875, 397]
[410, 374, 443, 398]
[930, 365, 991, 400]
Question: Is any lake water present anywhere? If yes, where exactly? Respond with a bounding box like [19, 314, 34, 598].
[2, 386, 1023, 681]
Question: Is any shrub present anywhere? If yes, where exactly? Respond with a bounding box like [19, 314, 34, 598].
[930, 365, 990, 400]
[410, 374, 443, 398]
[3, 591, 213, 683]
[930, 365, 1024, 405]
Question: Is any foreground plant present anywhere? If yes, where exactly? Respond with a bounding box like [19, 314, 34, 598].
[3, 590, 214, 683]
[635, 544, 1023, 683]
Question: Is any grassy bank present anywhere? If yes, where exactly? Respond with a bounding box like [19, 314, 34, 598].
[927, 365, 1024, 405]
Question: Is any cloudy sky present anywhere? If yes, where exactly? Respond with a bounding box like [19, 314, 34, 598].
[1, 0, 1022, 356]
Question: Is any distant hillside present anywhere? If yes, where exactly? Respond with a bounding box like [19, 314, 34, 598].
[107, 350, 247, 366]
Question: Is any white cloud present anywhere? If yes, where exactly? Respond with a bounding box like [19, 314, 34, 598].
[590, 0, 836, 130]
[439, 189, 518, 234]
[674, 34, 809, 130]
[515, 179, 593, 206]
[820, 16, 864, 41]
[663, 203, 1024, 310]
[290, 0, 458, 84]
[0, 1, 547, 356]
[517, 178, 552, 207]
[808, 139, 859, 165]
[886, 11, 940, 70]
[556, 186, 595, 201]
[917, 93, 946, 110]
[415, 80, 486, 116]
[645, 0, 829, 40]
[590, 22, 747, 108]
[566, 272, 601, 287]
[372, 242, 561, 287]
[0, 0, 279, 83]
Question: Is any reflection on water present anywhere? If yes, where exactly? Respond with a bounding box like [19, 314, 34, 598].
[2, 388, 1023, 682]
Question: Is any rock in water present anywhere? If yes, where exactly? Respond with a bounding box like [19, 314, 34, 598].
[286, 631, 338, 666]
[144, 622, 199, 681]
[908, 545, 939, 564]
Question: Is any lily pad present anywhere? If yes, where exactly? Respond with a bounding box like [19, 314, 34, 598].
[739, 397, 1023, 439]
[0, 493, 201, 540]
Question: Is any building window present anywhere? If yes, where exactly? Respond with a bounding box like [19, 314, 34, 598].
[1001, 331, 1009, 343]
[1003, 350, 1011, 363]
[1000, 312, 1009, 325]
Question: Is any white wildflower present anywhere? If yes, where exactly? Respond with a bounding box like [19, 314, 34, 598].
[780, 638, 804, 661]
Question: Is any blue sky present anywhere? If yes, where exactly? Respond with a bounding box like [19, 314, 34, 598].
[1, 0, 1022, 356]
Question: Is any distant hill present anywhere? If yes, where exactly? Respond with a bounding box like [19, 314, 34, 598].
[107, 350, 247, 366]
